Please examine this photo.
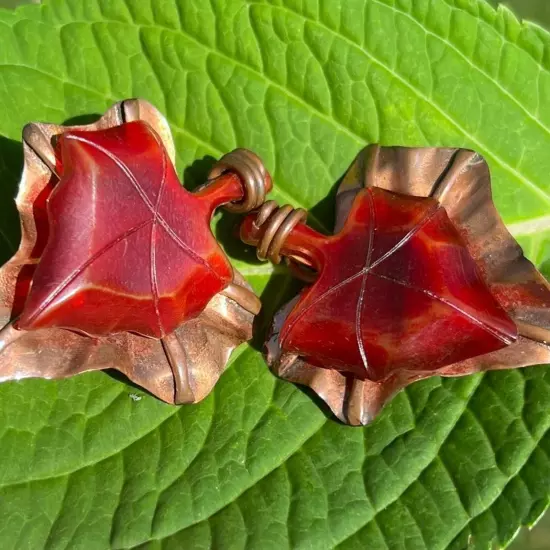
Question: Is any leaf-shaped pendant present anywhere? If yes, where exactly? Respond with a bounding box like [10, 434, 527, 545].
[0, 99, 271, 404]
[240, 146, 550, 425]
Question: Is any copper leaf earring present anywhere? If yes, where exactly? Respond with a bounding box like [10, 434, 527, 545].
[240, 145, 550, 426]
[0, 99, 271, 405]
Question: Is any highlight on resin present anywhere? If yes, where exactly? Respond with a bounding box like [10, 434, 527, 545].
[0, 99, 271, 405]
[241, 146, 550, 425]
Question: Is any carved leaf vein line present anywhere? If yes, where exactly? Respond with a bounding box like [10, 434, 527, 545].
[372, 272, 514, 345]
[150, 146, 168, 335]
[356, 190, 376, 377]
[24, 218, 153, 324]
[280, 200, 440, 345]
[67, 135, 216, 277]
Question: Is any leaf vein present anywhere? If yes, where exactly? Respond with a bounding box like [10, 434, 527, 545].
[248, 1, 550, 205]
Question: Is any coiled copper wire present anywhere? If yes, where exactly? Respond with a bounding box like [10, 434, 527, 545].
[208, 148, 271, 213]
[253, 201, 307, 264]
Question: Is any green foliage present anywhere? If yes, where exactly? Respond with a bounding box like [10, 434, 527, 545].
[0, 0, 549, 548]
[487, 0, 550, 28]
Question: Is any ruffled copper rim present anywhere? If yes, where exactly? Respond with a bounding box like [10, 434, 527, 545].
[0, 99, 258, 404]
[266, 146, 550, 425]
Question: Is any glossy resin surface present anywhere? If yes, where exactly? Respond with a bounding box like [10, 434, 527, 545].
[18, 120, 243, 338]
[243, 187, 518, 381]
[0, 99, 266, 406]
[241, 145, 550, 425]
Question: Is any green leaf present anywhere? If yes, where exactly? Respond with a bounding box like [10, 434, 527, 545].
[0, 0, 549, 548]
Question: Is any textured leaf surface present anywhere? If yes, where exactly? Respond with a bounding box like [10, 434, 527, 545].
[0, 0, 549, 548]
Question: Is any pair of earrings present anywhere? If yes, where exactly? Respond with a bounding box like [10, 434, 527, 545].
[1, 99, 550, 426]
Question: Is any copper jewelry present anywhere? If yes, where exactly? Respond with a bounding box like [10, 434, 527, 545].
[0, 99, 271, 404]
[240, 145, 550, 426]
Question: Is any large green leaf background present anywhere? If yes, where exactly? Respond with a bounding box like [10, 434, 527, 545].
[0, 0, 550, 548]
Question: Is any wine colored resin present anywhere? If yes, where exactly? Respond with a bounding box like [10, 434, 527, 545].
[242, 187, 518, 381]
[18, 120, 244, 338]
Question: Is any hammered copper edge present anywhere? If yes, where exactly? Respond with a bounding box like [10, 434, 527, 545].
[268, 145, 550, 426]
[0, 99, 256, 404]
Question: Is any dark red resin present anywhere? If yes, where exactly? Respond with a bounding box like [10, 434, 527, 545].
[242, 188, 518, 381]
[18, 120, 244, 338]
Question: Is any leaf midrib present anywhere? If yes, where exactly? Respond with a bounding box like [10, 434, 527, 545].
[336, 374, 550, 550]
[4, 3, 550, 220]
[110, 369, 550, 550]
[251, 1, 550, 206]
[21, 1, 550, 213]
[370, 0, 550, 142]
[0, 2, 548, 549]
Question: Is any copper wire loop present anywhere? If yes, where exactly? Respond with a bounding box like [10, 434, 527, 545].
[253, 202, 307, 264]
[208, 148, 270, 213]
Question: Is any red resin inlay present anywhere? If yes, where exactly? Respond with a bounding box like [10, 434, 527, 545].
[242, 188, 518, 381]
[18, 120, 244, 338]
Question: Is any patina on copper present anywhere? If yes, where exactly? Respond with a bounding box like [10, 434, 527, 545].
[240, 146, 550, 425]
[0, 99, 270, 404]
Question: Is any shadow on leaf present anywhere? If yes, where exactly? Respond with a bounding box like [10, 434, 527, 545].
[63, 113, 102, 127]
[0, 135, 23, 265]
[183, 154, 216, 191]
[307, 173, 344, 234]
[183, 154, 267, 264]
[104, 368, 156, 400]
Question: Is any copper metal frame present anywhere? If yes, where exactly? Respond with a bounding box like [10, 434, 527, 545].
[0, 99, 267, 404]
[257, 146, 550, 425]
